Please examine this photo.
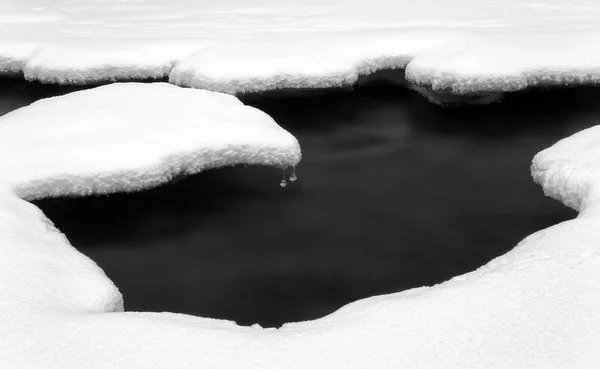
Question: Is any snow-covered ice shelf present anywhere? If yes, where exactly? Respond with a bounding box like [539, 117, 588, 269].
[3, 0, 600, 103]
[0, 82, 600, 368]
[0, 82, 301, 199]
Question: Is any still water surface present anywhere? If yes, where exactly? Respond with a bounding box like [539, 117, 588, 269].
[2, 79, 595, 327]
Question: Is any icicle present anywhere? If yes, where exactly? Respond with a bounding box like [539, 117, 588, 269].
[289, 166, 297, 182]
[280, 167, 287, 187]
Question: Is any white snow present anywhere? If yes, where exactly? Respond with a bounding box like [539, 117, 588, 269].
[0, 82, 600, 367]
[0, 82, 301, 200]
[532, 126, 600, 214]
[1, 0, 600, 367]
[2, 0, 600, 99]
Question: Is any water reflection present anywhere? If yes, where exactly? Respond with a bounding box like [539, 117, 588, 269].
[2, 78, 592, 327]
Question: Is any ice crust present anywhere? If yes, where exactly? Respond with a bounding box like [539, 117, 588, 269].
[0, 82, 600, 367]
[3, 0, 600, 100]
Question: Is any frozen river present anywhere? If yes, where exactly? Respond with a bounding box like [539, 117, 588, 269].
[2, 78, 592, 327]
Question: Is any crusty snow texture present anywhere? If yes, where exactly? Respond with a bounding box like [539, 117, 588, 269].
[0, 82, 600, 368]
[3, 0, 600, 97]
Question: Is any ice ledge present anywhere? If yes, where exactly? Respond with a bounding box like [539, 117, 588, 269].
[4, 0, 600, 105]
[0, 83, 301, 198]
[5, 31, 600, 105]
[170, 32, 600, 105]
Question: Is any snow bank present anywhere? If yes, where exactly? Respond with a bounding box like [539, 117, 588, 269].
[3, 1, 600, 102]
[0, 82, 600, 367]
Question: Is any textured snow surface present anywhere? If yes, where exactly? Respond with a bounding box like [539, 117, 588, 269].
[0, 84, 600, 367]
[3, 0, 600, 97]
[0, 82, 301, 199]
[532, 126, 600, 214]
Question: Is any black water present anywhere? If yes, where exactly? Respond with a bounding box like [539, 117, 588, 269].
[3, 78, 596, 327]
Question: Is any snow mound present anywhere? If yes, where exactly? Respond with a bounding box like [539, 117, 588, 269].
[3, 1, 600, 102]
[0, 82, 301, 199]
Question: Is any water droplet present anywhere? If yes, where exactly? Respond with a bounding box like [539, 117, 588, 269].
[289, 166, 297, 182]
[290, 165, 298, 182]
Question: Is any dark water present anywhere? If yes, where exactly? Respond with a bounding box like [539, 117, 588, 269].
[3, 78, 597, 327]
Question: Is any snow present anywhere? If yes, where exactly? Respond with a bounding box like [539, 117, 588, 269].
[532, 126, 600, 214]
[2, 0, 600, 100]
[1, 0, 600, 367]
[0, 82, 301, 200]
[0, 83, 599, 367]
[0, 81, 300, 324]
